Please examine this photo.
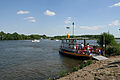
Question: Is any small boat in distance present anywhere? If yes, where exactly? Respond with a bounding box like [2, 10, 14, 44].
[56, 40, 59, 41]
[32, 39, 40, 42]
[40, 37, 43, 40]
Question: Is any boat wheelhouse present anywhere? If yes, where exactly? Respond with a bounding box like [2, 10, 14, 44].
[59, 38, 101, 59]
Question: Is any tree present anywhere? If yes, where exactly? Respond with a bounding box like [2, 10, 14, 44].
[12, 32, 20, 40]
[0, 31, 6, 40]
[42, 34, 46, 39]
[97, 32, 120, 56]
[97, 32, 116, 46]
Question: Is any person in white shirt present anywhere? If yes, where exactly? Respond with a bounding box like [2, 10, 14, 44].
[80, 43, 84, 49]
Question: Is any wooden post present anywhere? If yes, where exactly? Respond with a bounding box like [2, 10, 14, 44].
[72, 22, 74, 38]
[84, 39, 86, 47]
[101, 35, 105, 56]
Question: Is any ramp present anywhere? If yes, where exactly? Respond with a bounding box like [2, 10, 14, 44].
[90, 54, 108, 60]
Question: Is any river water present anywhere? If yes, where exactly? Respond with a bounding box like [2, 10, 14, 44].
[0, 40, 84, 80]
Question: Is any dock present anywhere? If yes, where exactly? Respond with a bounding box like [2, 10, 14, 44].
[91, 53, 108, 60]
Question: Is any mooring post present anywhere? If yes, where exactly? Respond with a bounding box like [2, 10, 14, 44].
[101, 35, 105, 56]
[72, 22, 74, 38]
[84, 39, 86, 47]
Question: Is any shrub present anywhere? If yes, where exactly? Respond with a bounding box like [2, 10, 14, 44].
[106, 46, 120, 56]
[59, 70, 67, 77]
[72, 67, 80, 72]
[79, 64, 84, 69]
[76, 60, 92, 70]
[97, 32, 120, 56]
[97, 32, 115, 46]
[87, 60, 92, 65]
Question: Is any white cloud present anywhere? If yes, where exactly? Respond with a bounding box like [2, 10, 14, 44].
[64, 17, 72, 24]
[109, 2, 120, 7]
[17, 10, 30, 15]
[44, 10, 56, 16]
[24, 17, 36, 23]
[80, 26, 103, 30]
[66, 17, 72, 20]
[64, 20, 71, 24]
[109, 20, 120, 26]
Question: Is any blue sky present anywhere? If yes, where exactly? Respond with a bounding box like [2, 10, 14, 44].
[0, 0, 120, 37]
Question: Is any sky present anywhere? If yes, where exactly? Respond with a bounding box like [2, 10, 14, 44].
[0, 0, 120, 37]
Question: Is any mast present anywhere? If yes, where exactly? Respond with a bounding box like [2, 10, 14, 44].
[72, 22, 74, 38]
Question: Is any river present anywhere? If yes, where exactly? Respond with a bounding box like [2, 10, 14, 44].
[0, 40, 83, 80]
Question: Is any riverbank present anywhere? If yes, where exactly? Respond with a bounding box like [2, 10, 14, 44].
[58, 56, 120, 80]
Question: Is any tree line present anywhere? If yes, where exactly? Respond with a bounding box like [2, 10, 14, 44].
[0, 31, 47, 40]
[53, 35, 101, 40]
[0, 31, 104, 40]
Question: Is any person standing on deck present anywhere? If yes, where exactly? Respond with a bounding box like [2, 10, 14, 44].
[80, 43, 84, 49]
[86, 43, 91, 55]
[87, 43, 90, 50]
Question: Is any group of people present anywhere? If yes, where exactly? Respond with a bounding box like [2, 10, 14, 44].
[80, 43, 90, 50]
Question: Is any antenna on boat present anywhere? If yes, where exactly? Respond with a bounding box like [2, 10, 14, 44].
[66, 26, 70, 38]
[72, 22, 74, 38]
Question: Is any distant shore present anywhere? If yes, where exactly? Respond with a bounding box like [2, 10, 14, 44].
[58, 56, 120, 80]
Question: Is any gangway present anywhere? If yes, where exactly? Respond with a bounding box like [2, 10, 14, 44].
[90, 54, 108, 60]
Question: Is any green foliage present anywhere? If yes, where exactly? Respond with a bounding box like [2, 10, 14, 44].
[97, 32, 120, 56]
[106, 45, 120, 56]
[97, 32, 115, 46]
[0, 31, 47, 40]
[59, 70, 67, 77]
[87, 60, 92, 65]
[72, 67, 80, 72]
[72, 60, 92, 72]
[0, 31, 6, 40]
[79, 64, 85, 69]
[54, 35, 101, 40]
[77, 35, 101, 39]
[0, 31, 102, 40]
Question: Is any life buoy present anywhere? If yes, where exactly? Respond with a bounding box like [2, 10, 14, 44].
[82, 51, 86, 55]
[77, 50, 81, 54]
[82, 49, 86, 55]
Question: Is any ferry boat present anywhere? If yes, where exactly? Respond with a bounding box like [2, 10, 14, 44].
[59, 22, 101, 59]
[59, 37, 101, 59]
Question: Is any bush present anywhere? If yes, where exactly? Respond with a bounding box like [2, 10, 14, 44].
[72, 67, 80, 72]
[79, 64, 84, 69]
[87, 60, 92, 65]
[97, 32, 120, 56]
[106, 46, 120, 56]
[59, 70, 67, 77]
[73, 60, 92, 72]
[97, 32, 115, 46]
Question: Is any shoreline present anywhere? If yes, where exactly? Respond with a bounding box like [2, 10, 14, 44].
[57, 56, 120, 80]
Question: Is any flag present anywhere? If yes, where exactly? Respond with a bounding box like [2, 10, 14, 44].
[72, 22, 74, 25]
[66, 27, 70, 29]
